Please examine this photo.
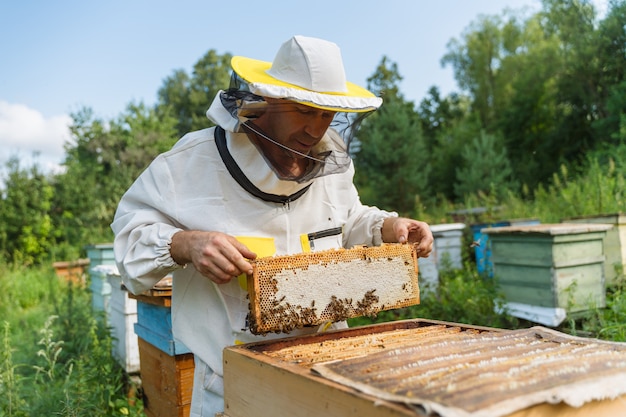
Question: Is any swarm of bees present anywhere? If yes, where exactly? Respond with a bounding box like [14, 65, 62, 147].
[247, 289, 381, 335]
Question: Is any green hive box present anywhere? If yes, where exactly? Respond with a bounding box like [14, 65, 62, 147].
[565, 213, 625, 287]
[85, 243, 115, 266]
[483, 223, 612, 313]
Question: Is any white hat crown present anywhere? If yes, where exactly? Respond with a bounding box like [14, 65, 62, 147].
[266, 35, 348, 93]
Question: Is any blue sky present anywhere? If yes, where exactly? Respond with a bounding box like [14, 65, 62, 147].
[2, 0, 606, 175]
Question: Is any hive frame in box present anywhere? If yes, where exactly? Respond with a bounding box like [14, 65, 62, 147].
[222, 318, 626, 417]
[246, 244, 419, 335]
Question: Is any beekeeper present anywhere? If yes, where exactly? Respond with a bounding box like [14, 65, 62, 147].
[112, 35, 434, 417]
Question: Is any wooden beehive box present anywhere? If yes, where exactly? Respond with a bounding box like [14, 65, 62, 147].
[418, 223, 465, 292]
[137, 338, 194, 417]
[222, 319, 626, 417]
[483, 223, 612, 312]
[128, 278, 194, 417]
[131, 277, 191, 356]
[565, 213, 626, 286]
[107, 271, 140, 373]
[84, 242, 116, 266]
[52, 258, 90, 286]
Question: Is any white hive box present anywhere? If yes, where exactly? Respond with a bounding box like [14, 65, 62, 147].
[107, 271, 140, 373]
[418, 223, 465, 292]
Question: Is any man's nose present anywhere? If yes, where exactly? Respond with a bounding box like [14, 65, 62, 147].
[304, 117, 331, 139]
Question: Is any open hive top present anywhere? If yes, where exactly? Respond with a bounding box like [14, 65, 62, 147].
[252, 321, 626, 417]
[246, 244, 419, 335]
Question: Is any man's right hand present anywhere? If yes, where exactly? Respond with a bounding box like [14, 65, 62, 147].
[170, 230, 256, 284]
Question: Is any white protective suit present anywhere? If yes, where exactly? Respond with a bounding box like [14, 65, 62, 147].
[111, 94, 397, 396]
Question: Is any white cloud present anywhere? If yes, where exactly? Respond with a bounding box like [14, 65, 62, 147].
[593, 0, 609, 19]
[0, 101, 71, 175]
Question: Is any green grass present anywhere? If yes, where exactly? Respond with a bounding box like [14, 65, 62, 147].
[0, 264, 145, 417]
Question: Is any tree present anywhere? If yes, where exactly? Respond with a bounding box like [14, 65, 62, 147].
[417, 87, 470, 199]
[158, 49, 232, 137]
[454, 131, 516, 199]
[592, 0, 626, 144]
[0, 157, 54, 264]
[53, 104, 178, 250]
[441, 12, 526, 129]
[441, 1, 624, 191]
[354, 57, 430, 216]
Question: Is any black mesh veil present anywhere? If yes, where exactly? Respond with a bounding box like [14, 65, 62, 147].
[218, 73, 373, 183]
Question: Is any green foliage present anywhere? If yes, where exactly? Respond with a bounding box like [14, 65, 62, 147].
[1, 322, 27, 417]
[354, 57, 431, 215]
[439, 0, 625, 192]
[491, 154, 626, 223]
[157, 49, 232, 137]
[0, 157, 54, 265]
[417, 88, 469, 199]
[52, 104, 179, 254]
[0, 264, 145, 416]
[453, 130, 517, 199]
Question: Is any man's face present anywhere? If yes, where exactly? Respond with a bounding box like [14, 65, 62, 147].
[253, 98, 336, 159]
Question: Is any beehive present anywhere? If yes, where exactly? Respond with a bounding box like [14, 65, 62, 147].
[484, 223, 612, 313]
[565, 213, 626, 286]
[128, 277, 193, 417]
[107, 272, 140, 374]
[418, 223, 465, 291]
[222, 319, 626, 417]
[246, 244, 419, 335]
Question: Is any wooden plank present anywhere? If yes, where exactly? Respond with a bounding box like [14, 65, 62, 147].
[552, 240, 604, 265]
[138, 338, 194, 417]
[493, 264, 555, 287]
[129, 292, 172, 307]
[490, 239, 555, 267]
[566, 214, 625, 286]
[554, 264, 606, 310]
[224, 346, 417, 417]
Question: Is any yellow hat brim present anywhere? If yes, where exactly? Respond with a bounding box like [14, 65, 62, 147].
[231, 56, 382, 113]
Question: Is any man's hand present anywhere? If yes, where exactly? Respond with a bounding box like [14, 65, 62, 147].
[170, 230, 257, 284]
[382, 217, 434, 258]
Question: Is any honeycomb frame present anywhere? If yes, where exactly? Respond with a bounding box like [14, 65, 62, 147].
[246, 244, 420, 335]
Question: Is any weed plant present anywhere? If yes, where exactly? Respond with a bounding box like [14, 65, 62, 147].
[561, 273, 626, 342]
[0, 264, 145, 417]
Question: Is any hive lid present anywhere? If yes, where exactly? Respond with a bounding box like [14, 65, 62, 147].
[311, 326, 626, 417]
[482, 223, 613, 235]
